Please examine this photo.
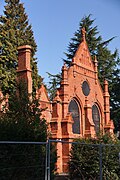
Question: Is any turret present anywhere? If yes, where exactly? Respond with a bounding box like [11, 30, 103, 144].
[60, 63, 69, 118]
[104, 79, 110, 125]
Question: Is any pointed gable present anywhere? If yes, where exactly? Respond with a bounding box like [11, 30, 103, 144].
[36, 84, 49, 103]
[72, 28, 94, 72]
[36, 84, 51, 123]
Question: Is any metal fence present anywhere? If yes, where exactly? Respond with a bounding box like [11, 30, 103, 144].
[0, 141, 48, 180]
[48, 140, 120, 180]
[0, 140, 120, 180]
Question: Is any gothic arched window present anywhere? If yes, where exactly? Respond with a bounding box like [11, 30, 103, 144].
[68, 99, 80, 134]
[92, 104, 100, 134]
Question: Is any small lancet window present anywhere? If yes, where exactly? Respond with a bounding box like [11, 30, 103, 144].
[68, 99, 80, 134]
[92, 104, 100, 134]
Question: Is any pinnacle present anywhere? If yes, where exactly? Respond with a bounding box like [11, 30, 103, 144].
[81, 27, 86, 41]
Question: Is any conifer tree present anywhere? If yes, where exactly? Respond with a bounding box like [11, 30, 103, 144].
[0, 81, 57, 179]
[48, 15, 120, 131]
[0, 0, 42, 95]
[64, 15, 120, 131]
[64, 14, 102, 65]
[47, 72, 62, 101]
[64, 15, 119, 84]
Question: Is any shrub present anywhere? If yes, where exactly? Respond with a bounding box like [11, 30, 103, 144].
[69, 133, 120, 180]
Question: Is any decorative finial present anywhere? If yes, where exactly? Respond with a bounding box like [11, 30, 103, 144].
[81, 27, 86, 41]
[94, 55, 98, 64]
[62, 62, 67, 70]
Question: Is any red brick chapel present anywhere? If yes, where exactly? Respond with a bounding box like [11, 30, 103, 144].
[0, 28, 114, 174]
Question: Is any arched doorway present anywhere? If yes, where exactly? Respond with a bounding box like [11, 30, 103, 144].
[92, 104, 100, 134]
[68, 99, 80, 134]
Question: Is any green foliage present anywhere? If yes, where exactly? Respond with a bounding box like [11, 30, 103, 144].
[47, 72, 62, 101]
[110, 69, 120, 132]
[64, 14, 101, 66]
[47, 15, 120, 131]
[64, 14, 115, 67]
[0, 81, 56, 179]
[0, 0, 42, 95]
[69, 133, 120, 180]
[0, 81, 47, 141]
[64, 14, 120, 132]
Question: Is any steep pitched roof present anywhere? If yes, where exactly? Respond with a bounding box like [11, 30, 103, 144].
[72, 28, 95, 72]
[36, 84, 49, 102]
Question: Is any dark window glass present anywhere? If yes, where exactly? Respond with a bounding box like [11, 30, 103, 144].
[68, 99, 80, 134]
[92, 104, 100, 133]
[82, 81, 90, 96]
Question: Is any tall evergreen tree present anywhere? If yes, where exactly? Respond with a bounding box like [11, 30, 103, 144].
[0, 81, 57, 179]
[0, 0, 42, 95]
[47, 72, 62, 101]
[47, 15, 120, 131]
[64, 15, 119, 82]
[110, 70, 120, 133]
[64, 14, 102, 65]
[64, 14, 120, 132]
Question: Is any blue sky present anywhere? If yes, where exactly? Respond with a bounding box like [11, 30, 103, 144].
[0, 0, 120, 84]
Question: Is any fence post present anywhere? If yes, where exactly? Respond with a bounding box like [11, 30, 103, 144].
[47, 139, 51, 180]
[99, 144, 102, 180]
[45, 143, 48, 180]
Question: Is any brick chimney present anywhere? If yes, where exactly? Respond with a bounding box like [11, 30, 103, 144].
[17, 45, 32, 95]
